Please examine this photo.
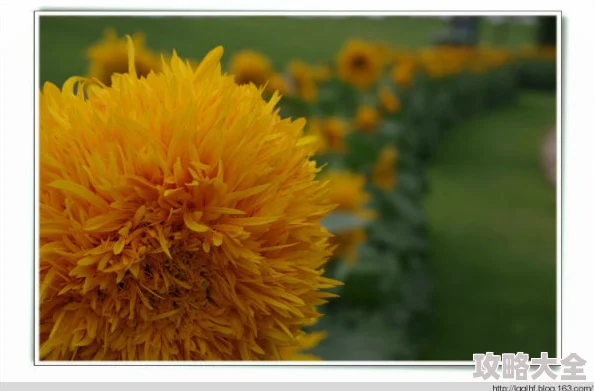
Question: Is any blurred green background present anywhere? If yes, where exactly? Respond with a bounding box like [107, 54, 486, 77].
[40, 16, 538, 87]
[39, 15, 557, 361]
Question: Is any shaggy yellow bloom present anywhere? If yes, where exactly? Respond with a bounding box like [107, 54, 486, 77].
[337, 39, 384, 90]
[323, 171, 373, 263]
[308, 118, 348, 154]
[355, 105, 380, 133]
[39, 39, 341, 361]
[229, 49, 273, 87]
[378, 87, 401, 114]
[372, 146, 398, 190]
[86, 29, 162, 86]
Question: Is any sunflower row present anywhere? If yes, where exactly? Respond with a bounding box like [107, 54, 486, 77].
[266, 39, 518, 359]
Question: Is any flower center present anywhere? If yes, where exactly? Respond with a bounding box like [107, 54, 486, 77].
[351, 55, 368, 70]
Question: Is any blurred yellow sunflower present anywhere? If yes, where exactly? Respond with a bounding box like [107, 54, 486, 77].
[519, 45, 555, 61]
[288, 60, 319, 103]
[337, 39, 384, 90]
[332, 229, 367, 264]
[39, 38, 341, 361]
[435, 46, 474, 76]
[355, 105, 380, 133]
[390, 59, 416, 89]
[538, 45, 556, 60]
[391, 47, 415, 64]
[519, 45, 539, 59]
[312, 65, 333, 83]
[378, 86, 401, 114]
[299, 81, 319, 103]
[308, 117, 348, 154]
[86, 29, 162, 86]
[417, 48, 447, 79]
[323, 170, 374, 263]
[483, 46, 514, 67]
[229, 49, 273, 87]
[325, 171, 373, 218]
[372, 146, 398, 190]
[288, 60, 311, 84]
[373, 40, 394, 64]
[265, 73, 292, 96]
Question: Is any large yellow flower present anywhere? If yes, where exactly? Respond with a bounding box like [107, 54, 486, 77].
[336, 39, 384, 90]
[323, 171, 374, 263]
[86, 29, 162, 87]
[228, 49, 273, 87]
[372, 146, 398, 190]
[39, 38, 340, 361]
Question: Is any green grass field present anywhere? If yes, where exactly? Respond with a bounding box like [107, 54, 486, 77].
[38, 16, 555, 360]
[422, 92, 557, 359]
